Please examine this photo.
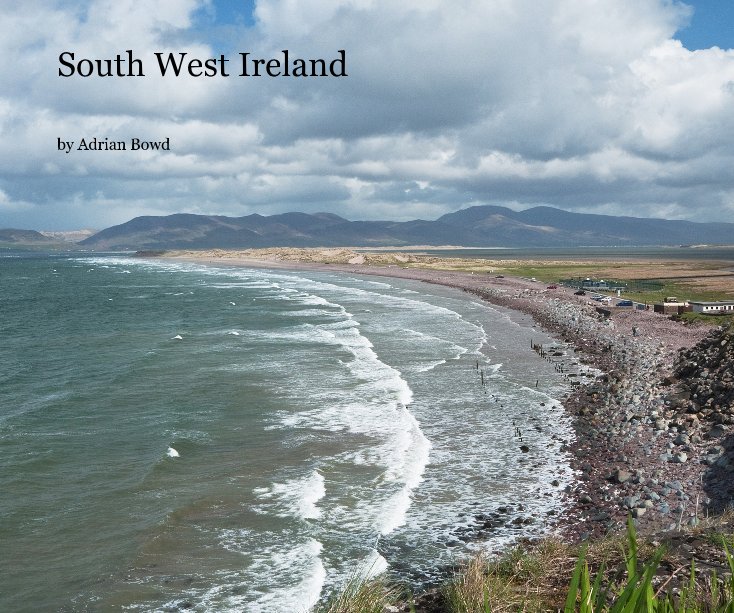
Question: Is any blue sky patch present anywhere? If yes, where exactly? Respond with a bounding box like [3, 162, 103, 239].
[676, 0, 734, 50]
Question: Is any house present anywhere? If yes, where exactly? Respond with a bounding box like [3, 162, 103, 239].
[653, 301, 689, 315]
[688, 300, 734, 314]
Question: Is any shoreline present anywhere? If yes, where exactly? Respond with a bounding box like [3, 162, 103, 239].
[162, 251, 723, 541]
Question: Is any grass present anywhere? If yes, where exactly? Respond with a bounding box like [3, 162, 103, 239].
[312, 574, 402, 613]
[443, 539, 573, 612]
[440, 522, 668, 613]
[320, 518, 734, 612]
[673, 312, 734, 326]
[617, 283, 733, 306]
[556, 518, 734, 612]
[493, 264, 602, 283]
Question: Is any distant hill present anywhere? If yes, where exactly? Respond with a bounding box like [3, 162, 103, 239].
[69, 205, 734, 249]
[434, 206, 734, 246]
[0, 229, 71, 249]
[0, 229, 56, 243]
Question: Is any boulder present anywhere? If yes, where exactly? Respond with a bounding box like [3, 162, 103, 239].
[611, 468, 632, 484]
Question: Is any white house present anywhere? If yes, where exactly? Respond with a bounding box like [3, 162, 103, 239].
[689, 300, 734, 314]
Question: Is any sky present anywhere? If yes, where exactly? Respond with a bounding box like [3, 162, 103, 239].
[1, 0, 733, 230]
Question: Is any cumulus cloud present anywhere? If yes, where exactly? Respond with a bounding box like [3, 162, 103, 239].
[1, 0, 733, 230]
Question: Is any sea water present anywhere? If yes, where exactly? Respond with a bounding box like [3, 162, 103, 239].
[0, 254, 575, 612]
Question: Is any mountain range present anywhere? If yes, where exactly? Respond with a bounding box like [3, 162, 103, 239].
[3, 205, 734, 250]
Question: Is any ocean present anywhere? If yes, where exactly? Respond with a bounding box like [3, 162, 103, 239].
[0, 253, 574, 612]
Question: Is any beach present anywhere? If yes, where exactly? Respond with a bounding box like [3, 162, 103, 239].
[164, 247, 731, 542]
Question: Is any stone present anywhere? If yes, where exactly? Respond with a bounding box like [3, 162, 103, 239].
[623, 496, 639, 509]
[708, 424, 729, 438]
[612, 468, 631, 484]
[672, 452, 688, 463]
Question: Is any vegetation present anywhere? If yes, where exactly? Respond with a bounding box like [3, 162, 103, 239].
[555, 519, 734, 612]
[673, 312, 734, 327]
[319, 519, 734, 612]
[312, 573, 402, 613]
[495, 264, 606, 283]
[616, 284, 731, 306]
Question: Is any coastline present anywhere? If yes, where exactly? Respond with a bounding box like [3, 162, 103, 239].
[161, 250, 721, 543]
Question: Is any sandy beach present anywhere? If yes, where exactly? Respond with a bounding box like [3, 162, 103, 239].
[158, 247, 734, 548]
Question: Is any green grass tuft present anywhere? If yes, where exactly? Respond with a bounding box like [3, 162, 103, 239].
[312, 573, 402, 613]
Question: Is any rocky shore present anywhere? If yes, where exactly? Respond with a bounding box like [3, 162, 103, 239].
[465, 281, 726, 540]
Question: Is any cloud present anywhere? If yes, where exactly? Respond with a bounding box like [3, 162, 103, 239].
[1, 0, 733, 230]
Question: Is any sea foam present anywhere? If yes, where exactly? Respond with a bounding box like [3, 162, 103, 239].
[211, 536, 326, 613]
[256, 470, 326, 520]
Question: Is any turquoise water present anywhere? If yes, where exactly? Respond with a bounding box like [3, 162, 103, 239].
[0, 254, 574, 611]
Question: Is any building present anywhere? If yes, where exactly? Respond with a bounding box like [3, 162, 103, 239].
[688, 300, 734, 314]
[653, 301, 689, 315]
